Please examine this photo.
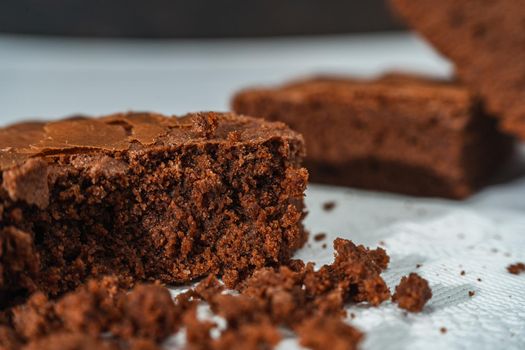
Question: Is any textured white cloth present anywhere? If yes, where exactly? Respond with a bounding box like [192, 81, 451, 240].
[290, 162, 525, 350]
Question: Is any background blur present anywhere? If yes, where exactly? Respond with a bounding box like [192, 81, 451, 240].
[0, 1, 451, 125]
[0, 0, 402, 37]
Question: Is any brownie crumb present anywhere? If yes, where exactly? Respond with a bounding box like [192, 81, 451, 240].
[507, 262, 525, 275]
[322, 201, 336, 212]
[4, 277, 179, 350]
[21, 332, 119, 350]
[477, 278, 482, 282]
[213, 322, 281, 350]
[0, 326, 21, 350]
[392, 273, 432, 312]
[416, 264, 422, 269]
[313, 233, 327, 242]
[468, 291, 475, 297]
[322, 244, 327, 249]
[296, 316, 363, 350]
[194, 275, 225, 301]
[239, 238, 390, 326]
[460, 270, 465, 276]
[440, 327, 447, 334]
[181, 305, 215, 350]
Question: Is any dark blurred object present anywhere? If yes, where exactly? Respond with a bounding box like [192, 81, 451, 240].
[0, 0, 403, 38]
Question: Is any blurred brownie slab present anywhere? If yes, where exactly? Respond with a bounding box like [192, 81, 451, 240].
[232, 73, 513, 199]
[390, 0, 525, 139]
[0, 112, 307, 306]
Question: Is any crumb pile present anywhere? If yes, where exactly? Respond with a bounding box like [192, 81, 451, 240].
[0, 238, 431, 350]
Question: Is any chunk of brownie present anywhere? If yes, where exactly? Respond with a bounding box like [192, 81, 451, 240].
[389, 0, 525, 139]
[232, 73, 513, 198]
[0, 112, 307, 306]
[296, 316, 363, 350]
[392, 273, 432, 313]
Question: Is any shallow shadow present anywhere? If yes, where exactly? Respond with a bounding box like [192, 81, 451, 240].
[425, 283, 478, 312]
[487, 144, 525, 186]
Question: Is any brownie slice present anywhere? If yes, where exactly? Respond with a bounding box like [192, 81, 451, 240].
[232, 73, 513, 199]
[0, 112, 308, 307]
[389, 0, 525, 139]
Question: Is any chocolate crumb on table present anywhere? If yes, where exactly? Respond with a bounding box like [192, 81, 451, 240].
[392, 273, 432, 313]
[460, 270, 466, 276]
[440, 327, 447, 334]
[322, 201, 336, 212]
[313, 233, 327, 242]
[468, 291, 475, 297]
[0, 111, 308, 307]
[296, 316, 363, 350]
[389, 0, 525, 139]
[232, 72, 513, 199]
[0, 238, 389, 350]
[507, 262, 525, 275]
[4, 277, 173, 350]
[239, 238, 391, 324]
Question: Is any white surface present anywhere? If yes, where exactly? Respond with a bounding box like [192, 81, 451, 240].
[297, 181, 525, 350]
[1, 33, 524, 349]
[0, 32, 451, 124]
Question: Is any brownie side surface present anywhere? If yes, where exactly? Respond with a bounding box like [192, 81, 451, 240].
[0, 112, 308, 306]
[390, 0, 525, 139]
[232, 74, 513, 198]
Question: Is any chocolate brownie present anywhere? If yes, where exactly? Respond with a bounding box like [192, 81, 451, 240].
[390, 0, 525, 139]
[5, 278, 168, 350]
[507, 262, 525, 275]
[0, 112, 308, 307]
[296, 316, 363, 350]
[232, 73, 513, 198]
[392, 273, 432, 313]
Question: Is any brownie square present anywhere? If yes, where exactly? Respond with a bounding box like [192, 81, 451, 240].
[0, 112, 308, 306]
[390, 0, 525, 139]
[232, 73, 513, 199]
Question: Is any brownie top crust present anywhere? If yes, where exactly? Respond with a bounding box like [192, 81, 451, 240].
[0, 112, 303, 171]
[234, 73, 477, 129]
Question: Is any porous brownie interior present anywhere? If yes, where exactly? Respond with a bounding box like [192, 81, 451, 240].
[0, 113, 307, 306]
